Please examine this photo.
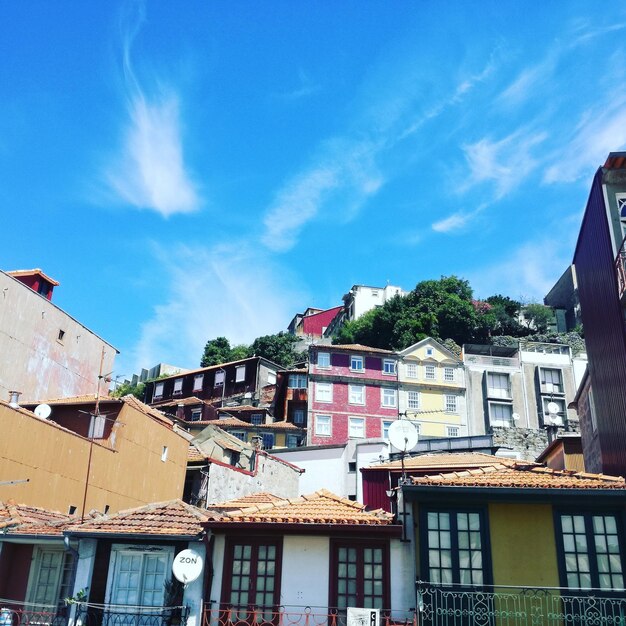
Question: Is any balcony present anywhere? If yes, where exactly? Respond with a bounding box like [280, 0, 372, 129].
[202, 607, 416, 626]
[0, 605, 68, 626]
[464, 355, 519, 368]
[417, 582, 626, 626]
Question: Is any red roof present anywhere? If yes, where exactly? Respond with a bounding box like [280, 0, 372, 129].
[0, 501, 74, 536]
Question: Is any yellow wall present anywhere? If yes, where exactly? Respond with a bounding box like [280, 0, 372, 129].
[0, 401, 188, 515]
[488, 502, 560, 587]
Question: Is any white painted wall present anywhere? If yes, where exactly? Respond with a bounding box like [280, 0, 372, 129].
[208, 534, 226, 608]
[280, 536, 330, 609]
[182, 542, 206, 626]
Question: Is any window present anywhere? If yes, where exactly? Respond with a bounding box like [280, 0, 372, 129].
[381, 388, 397, 408]
[293, 409, 305, 425]
[57, 329, 65, 343]
[193, 374, 204, 392]
[348, 462, 357, 472]
[286, 434, 300, 448]
[88, 413, 106, 439]
[214, 370, 225, 386]
[350, 355, 364, 371]
[349, 384, 365, 405]
[315, 382, 332, 402]
[235, 366, 246, 383]
[251, 413, 263, 425]
[27, 548, 75, 610]
[261, 433, 274, 449]
[444, 367, 455, 382]
[349, 417, 365, 438]
[487, 372, 510, 399]
[447, 426, 459, 437]
[406, 363, 418, 379]
[489, 402, 513, 427]
[425, 364, 436, 380]
[231, 431, 246, 442]
[153, 382, 164, 401]
[288, 374, 307, 388]
[330, 540, 389, 610]
[424, 510, 487, 586]
[383, 359, 396, 375]
[267, 371, 276, 385]
[161, 446, 168, 462]
[382, 420, 393, 439]
[190, 408, 202, 422]
[315, 414, 331, 436]
[540, 368, 563, 394]
[106, 546, 173, 607]
[426, 347, 434, 356]
[173, 378, 183, 396]
[444, 395, 458, 413]
[221, 539, 282, 615]
[589, 389, 598, 432]
[408, 390, 420, 410]
[542, 397, 566, 424]
[317, 352, 331, 368]
[557, 513, 624, 590]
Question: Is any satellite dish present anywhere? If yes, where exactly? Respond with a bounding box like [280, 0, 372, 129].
[547, 402, 560, 416]
[34, 404, 52, 419]
[172, 548, 203, 584]
[388, 420, 418, 452]
[512, 413, 520, 422]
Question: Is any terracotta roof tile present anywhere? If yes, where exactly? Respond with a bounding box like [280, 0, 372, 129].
[7, 268, 60, 285]
[207, 493, 288, 511]
[153, 396, 207, 408]
[322, 344, 395, 355]
[188, 444, 207, 462]
[67, 500, 209, 536]
[25, 395, 120, 405]
[371, 452, 510, 471]
[207, 489, 394, 525]
[0, 501, 74, 536]
[410, 463, 626, 490]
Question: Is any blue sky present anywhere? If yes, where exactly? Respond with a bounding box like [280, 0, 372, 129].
[3, 1, 626, 377]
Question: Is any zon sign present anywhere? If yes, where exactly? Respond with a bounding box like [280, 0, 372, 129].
[172, 548, 204, 584]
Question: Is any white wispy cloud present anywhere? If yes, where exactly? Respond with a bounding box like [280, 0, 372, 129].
[461, 128, 548, 199]
[124, 242, 306, 372]
[432, 204, 487, 234]
[261, 138, 384, 252]
[467, 238, 574, 302]
[106, 2, 201, 217]
[274, 68, 321, 101]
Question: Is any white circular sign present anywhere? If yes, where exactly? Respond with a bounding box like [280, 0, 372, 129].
[546, 402, 560, 416]
[388, 419, 418, 452]
[172, 549, 203, 584]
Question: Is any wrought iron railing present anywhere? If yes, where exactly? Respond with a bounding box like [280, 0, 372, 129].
[202, 606, 416, 626]
[616, 236, 626, 301]
[73, 604, 188, 626]
[0, 604, 69, 626]
[417, 582, 626, 626]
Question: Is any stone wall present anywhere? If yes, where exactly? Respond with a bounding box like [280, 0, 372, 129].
[492, 427, 549, 461]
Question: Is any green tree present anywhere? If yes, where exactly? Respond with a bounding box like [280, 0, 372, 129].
[200, 337, 240, 367]
[249, 332, 303, 367]
[111, 380, 145, 399]
[522, 303, 554, 334]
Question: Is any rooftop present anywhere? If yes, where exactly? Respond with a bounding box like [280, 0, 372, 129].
[7, 268, 60, 285]
[312, 343, 395, 355]
[0, 501, 74, 536]
[207, 489, 395, 525]
[368, 452, 509, 471]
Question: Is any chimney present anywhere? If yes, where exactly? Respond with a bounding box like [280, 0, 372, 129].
[9, 390, 21, 408]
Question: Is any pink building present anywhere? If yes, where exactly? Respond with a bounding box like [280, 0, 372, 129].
[308, 343, 399, 445]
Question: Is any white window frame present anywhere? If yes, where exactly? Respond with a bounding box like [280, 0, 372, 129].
[288, 374, 307, 389]
[105, 544, 174, 607]
[214, 370, 225, 386]
[487, 372, 510, 399]
[425, 364, 436, 380]
[382, 420, 393, 439]
[267, 371, 277, 385]
[426, 347, 434, 356]
[173, 378, 183, 395]
[190, 408, 203, 422]
[193, 374, 204, 392]
[25, 547, 74, 610]
[406, 363, 418, 379]
[350, 355, 364, 372]
[235, 365, 246, 383]
[349, 417, 365, 438]
[489, 401, 513, 427]
[444, 394, 458, 413]
[349, 384, 365, 405]
[381, 387, 397, 408]
[315, 382, 333, 403]
[407, 390, 420, 410]
[153, 382, 164, 401]
[315, 414, 332, 436]
[447, 426, 459, 437]
[317, 352, 331, 368]
[383, 359, 396, 375]
[444, 367, 455, 382]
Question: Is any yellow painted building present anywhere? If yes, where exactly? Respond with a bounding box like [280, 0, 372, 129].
[0, 395, 188, 515]
[404, 458, 626, 624]
[398, 337, 467, 438]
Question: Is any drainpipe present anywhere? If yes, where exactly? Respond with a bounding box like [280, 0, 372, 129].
[8, 391, 20, 408]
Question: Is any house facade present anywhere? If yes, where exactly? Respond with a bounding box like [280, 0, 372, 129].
[572, 151, 626, 476]
[308, 344, 399, 446]
[398, 338, 467, 439]
[0, 269, 118, 402]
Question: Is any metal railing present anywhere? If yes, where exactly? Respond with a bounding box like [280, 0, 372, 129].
[464, 355, 519, 368]
[73, 604, 188, 626]
[0, 605, 68, 626]
[416, 582, 626, 626]
[202, 606, 416, 626]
